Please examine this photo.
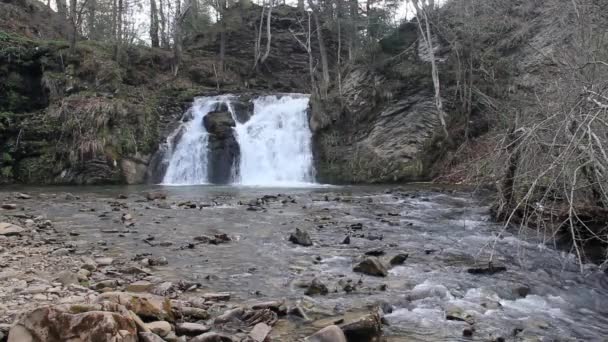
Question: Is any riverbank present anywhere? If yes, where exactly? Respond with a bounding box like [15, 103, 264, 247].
[1, 185, 607, 341]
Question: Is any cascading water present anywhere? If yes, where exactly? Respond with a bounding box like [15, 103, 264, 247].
[234, 95, 315, 186]
[160, 94, 316, 186]
[162, 96, 230, 185]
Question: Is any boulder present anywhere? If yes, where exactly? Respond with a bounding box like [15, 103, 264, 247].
[8, 304, 138, 342]
[353, 258, 388, 277]
[175, 322, 210, 336]
[389, 253, 408, 266]
[145, 191, 167, 201]
[126, 280, 154, 293]
[145, 321, 172, 337]
[339, 312, 383, 342]
[97, 292, 174, 321]
[203, 111, 239, 184]
[1, 204, 17, 210]
[305, 278, 328, 296]
[0, 222, 25, 236]
[306, 325, 347, 342]
[289, 228, 313, 246]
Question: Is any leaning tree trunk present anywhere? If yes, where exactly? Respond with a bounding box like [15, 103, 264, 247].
[260, 0, 273, 64]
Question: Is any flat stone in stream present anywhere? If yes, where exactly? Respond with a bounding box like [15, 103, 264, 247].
[1, 204, 17, 210]
[353, 258, 388, 277]
[176, 322, 211, 336]
[145, 191, 167, 201]
[289, 228, 313, 246]
[191, 332, 234, 342]
[0, 222, 25, 236]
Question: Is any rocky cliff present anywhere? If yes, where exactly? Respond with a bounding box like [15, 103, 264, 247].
[0, 0, 447, 185]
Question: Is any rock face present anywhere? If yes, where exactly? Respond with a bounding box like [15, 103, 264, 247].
[203, 110, 240, 184]
[310, 22, 441, 184]
[8, 304, 138, 342]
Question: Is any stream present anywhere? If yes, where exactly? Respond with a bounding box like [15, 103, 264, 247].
[6, 184, 608, 341]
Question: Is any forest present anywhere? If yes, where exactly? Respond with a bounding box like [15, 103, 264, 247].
[0, 0, 607, 340]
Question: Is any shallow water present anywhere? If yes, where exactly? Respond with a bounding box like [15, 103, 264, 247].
[4, 184, 608, 341]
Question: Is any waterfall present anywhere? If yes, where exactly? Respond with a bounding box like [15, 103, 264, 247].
[234, 95, 315, 186]
[160, 94, 315, 186]
[162, 96, 231, 185]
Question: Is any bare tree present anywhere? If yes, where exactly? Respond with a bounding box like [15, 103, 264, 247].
[173, 0, 192, 75]
[307, 0, 330, 97]
[150, 0, 160, 47]
[411, 0, 449, 139]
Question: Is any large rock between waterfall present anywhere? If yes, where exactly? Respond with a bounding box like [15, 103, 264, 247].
[8, 303, 138, 342]
[203, 111, 240, 184]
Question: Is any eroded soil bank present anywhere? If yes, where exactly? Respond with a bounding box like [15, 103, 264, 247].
[1, 185, 607, 341]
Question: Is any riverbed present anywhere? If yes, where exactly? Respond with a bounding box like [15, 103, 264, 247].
[1, 184, 607, 341]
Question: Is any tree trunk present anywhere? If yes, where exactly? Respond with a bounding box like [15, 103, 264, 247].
[260, 0, 273, 63]
[218, 0, 226, 71]
[150, 0, 160, 47]
[57, 0, 68, 19]
[88, 0, 97, 40]
[159, 0, 168, 48]
[308, 0, 330, 97]
[253, 4, 265, 67]
[297, 0, 303, 10]
[173, 0, 192, 75]
[412, 1, 449, 139]
[348, 0, 357, 60]
[69, 0, 77, 53]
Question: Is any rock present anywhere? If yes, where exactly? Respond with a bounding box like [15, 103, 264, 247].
[203, 292, 231, 301]
[98, 292, 174, 321]
[1, 204, 17, 210]
[93, 279, 120, 290]
[176, 322, 211, 336]
[251, 300, 286, 315]
[306, 325, 347, 342]
[467, 262, 507, 275]
[249, 322, 272, 342]
[146, 321, 172, 337]
[214, 307, 244, 324]
[180, 307, 209, 320]
[150, 282, 174, 296]
[341, 236, 351, 244]
[445, 305, 474, 324]
[364, 249, 385, 256]
[81, 257, 98, 271]
[54, 270, 79, 286]
[148, 256, 168, 266]
[339, 312, 382, 342]
[0, 222, 25, 236]
[76, 270, 90, 282]
[305, 278, 329, 296]
[514, 286, 530, 298]
[289, 228, 313, 246]
[51, 248, 71, 256]
[8, 304, 138, 342]
[16, 193, 31, 199]
[353, 258, 388, 277]
[203, 111, 239, 184]
[191, 332, 234, 342]
[95, 257, 114, 266]
[127, 280, 154, 293]
[146, 191, 168, 201]
[389, 253, 408, 266]
[139, 332, 166, 342]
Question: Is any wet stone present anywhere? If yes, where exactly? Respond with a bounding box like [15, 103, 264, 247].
[389, 253, 408, 266]
[289, 228, 313, 246]
[353, 258, 388, 277]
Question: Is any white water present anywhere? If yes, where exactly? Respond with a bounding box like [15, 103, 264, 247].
[234, 95, 315, 186]
[162, 96, 229, 185]
[162, 94, 316, 186]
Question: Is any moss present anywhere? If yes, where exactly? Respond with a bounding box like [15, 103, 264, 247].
[2, 152, 13, 164]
